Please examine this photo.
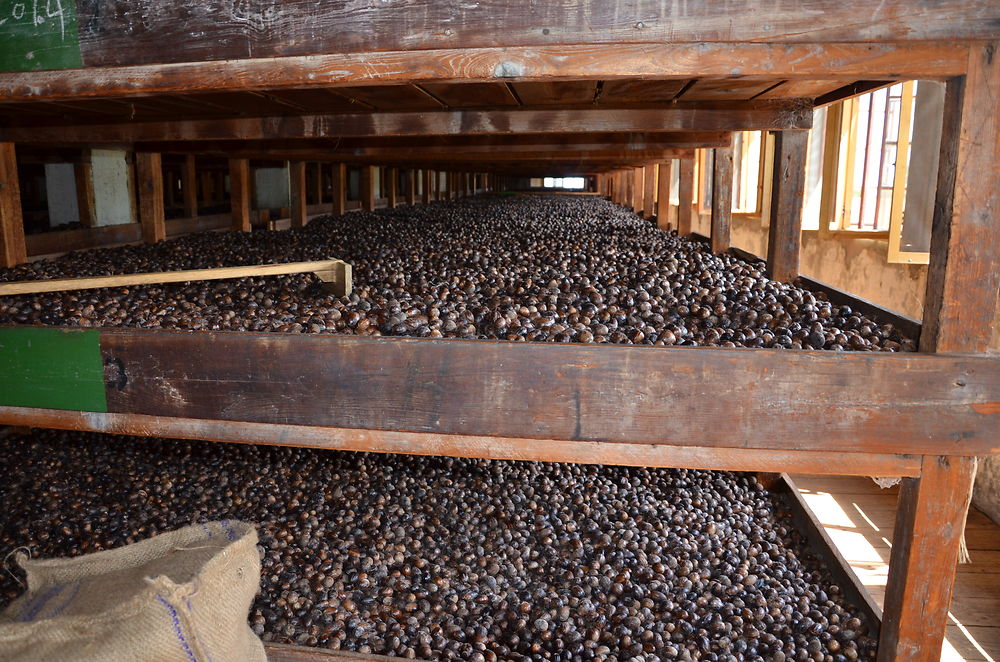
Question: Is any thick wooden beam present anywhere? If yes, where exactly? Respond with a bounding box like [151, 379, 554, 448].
[766, 131, 809, 282]
[2, 329, 988, 456]
[642, 164, 656, 218]
[387, 167, 398, 208]
[0, 142, 26, 267]
[289, 161, 307, 228]
[228, 158, 251, 232]
[677, 157, 695, 236]
[360, 165, 376, 212]
[921, 44, 1000, 353]
[421, 169, 432, 204]
[182, 154, 198, 219]
[631, 167, 643, 211]
[656, 161, 672, 230]
[0, 41, 972, 102]
[136, 152, 166, 243]
[405, 169, 416, 206]
[74, 160, 96, 228]
[711, 139, 735, 253]
[330, 163, 346, 216]
[878, 456, 978, 662]
[2, 103, 814, 144]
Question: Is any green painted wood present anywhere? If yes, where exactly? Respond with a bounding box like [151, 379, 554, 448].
[0, 327, 106, 411]
[0, 0, 82, 72]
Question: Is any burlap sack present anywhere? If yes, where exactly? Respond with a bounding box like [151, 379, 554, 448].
[0, 520, 265, 662]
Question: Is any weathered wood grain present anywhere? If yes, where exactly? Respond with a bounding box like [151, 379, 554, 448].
[642, 164, 656, 218]
[656, 160, 672, 230]
[289, 161, 307, 228]
[228, 158, 250, 232]
[677, 157, 695, 236]
[87, 331, 1000, 456]
[181, 154, 198, 219]
[766, 131, 809, 282]
[0, 142, 26, 267]
[711, 138, 735, 253]
[921, 44, 1000, 353]
[878, 456, 978, 662]
[0, 103, 813, 144]
[360, 165, 376, 212]
[136, 152, 165, 244]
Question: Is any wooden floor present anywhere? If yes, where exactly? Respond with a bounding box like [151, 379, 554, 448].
[792, 475, 1000, 662]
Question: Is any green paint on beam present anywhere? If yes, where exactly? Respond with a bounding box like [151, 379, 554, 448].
[0, 0, 82, 72]
[0, 328, 107, 411]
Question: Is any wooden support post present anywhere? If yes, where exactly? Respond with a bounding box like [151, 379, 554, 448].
[182, 154, 197, 219]
[643, 164, 656, 218]
[0, 142, 26, 267]
[405, 170, 416, 206]
[422, 170, 432, 204]
[656, 161, 672, 231]
[629, 167, 641, 211]
[313, 162, 324, 204]
[677, 158, 695, 236]
[136, 152, 166, 244]
[74, 159, 96, 228]
[331, 163, 346, 216]
[228, 158, 251, 232]
[878, 456, 977, 662]
[921, 44, 1000, 354]
[711, 138, 735, 253]
[766, 131, 809, 282]
[387, 167, 398, 208]
[361, 165, 376, 212]
[289, 161, 307, 229]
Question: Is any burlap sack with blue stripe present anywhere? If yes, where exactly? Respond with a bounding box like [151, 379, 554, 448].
[0, 520, 265, 662]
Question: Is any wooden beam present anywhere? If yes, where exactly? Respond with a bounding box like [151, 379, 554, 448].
[422, 169, 432, 204]
[74, 160, 96, 228]
[711, 138, 735, 253]
[656, 161, 672, 230]
[360, 165, 376, 212]
[2, 103, 814, 144]
[331, 163, 346, 216]
[0, 42, 972, 102]
[289, 161, 307, 228]
[921, 44, 1000, 353]
[5, 330, 989, 456]
[0, 259, 351, 297]
[136, 152, 166, 243]
[387, 167, 398, 208]
[405, 169, 416, 206]
[0, 142, 25, 267]
[182, 154, 198, 219]
[643, 164, 656, 218]
[766, 131, 809, 282]
[0, 406, 923, 479]
[677, 157, 695, 236]
[878, 456, 978, 662]
[313, 162, 324, 205]
[228, 158, 251, 232]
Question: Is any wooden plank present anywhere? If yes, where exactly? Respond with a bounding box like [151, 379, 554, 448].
[642, 164, 656, 218]
[1, 103, 814, 144]
[421, 169, 432, 204]
[228, 158, 251, 232]
[0, 405, 922, 477]
[0, 142, 26, 267]
[405, 169, 416, 205]
[795, 275, 922, 342]
[289, 161, 307, 228]
[878, 456, 978, 662]
[922, 44, 1000, 354]
[330, 163, 346, 216]
[21, 330, 988, 456]
[136, 152, 166, 244]
[711, 137, 735, 253]
[656, 161, 672, 230]
[182, 154, 197, 219]
[0, 259, 350, 297]
[387, 167, 398, 208]
[360, 165, 375, 212]
[677, 157, 695, 236]
[74, 160, 96, 228]
[766, 131, 809, 282]
[630, 167, 643, 212]
[26, 223, 141, 258]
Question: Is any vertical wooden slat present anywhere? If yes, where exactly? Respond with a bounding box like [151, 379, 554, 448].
[921, 43, 1000, 353]
[630, 167, 642, 211]
[0, 142, 26, 267]
[422, 169, 432, 204]
[677, 157, 695, 236]
[387, 167, 398, 208]
[314, 162, 324, 205]
[182, 154, 197, 219]
[74, 159, 96, 228]
[766, 131, 809, 282]
[228, 158, 251, 232]
[656, 161, 672, 231]
[331, 163, 346, 216]
[405, 170, 416, 206]
[643, 164, 656, 218]
[136, 152, 166, 244]
[289, 161, 307, 229]
[878, 455, 977, 662]
[360, 165, 376, 212]
[711, 138, 735, 253]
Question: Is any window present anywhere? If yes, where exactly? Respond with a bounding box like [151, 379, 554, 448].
[732, 131, 763, 214]
[543, 176, 585, 189]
